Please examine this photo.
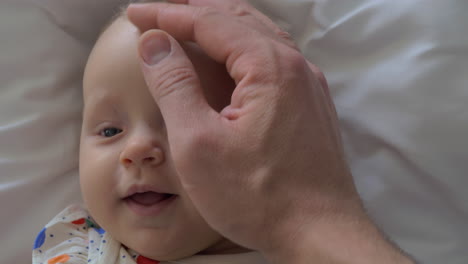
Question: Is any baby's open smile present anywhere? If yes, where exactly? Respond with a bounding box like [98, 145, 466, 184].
[123, 185, 178, 217]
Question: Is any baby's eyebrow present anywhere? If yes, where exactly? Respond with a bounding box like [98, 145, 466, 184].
[83, 93, 120, 118]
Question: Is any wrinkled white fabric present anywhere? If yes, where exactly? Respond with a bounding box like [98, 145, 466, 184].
[1, 1, 467, 264]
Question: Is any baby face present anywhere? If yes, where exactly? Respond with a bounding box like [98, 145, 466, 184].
[80, 16, 239, 260]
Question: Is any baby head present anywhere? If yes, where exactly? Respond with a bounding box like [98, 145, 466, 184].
[80, 6, 239, 261]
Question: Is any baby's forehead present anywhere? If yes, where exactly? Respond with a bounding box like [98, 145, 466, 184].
[83, 15, 144, 98]
[98, 10, 129, 40]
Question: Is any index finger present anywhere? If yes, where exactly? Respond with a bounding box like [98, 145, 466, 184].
[127, 3, 276, 80]
[169, 0, 297, 49]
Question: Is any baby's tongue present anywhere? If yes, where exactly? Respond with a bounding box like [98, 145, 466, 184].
[130, 192, 167, 206]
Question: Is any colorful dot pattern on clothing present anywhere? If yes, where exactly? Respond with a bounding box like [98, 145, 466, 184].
[32, 204, 162, 264]
[34, 228, 46, 249]
[72, 218, 86, 225]
[47, 254, 70, 264]
[94, 227, 105, 235]
[85, 219, 96, 228]
[137, 255, 160, 264]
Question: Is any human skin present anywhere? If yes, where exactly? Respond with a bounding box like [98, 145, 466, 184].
[80, 15, 245, 261]
[126, 0, 417, 263]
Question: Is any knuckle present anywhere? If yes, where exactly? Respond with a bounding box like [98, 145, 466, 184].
[151, 66, 198, 99]
[230, 5, 251, 17]
[276, 30, 298, 49]
[277, 30, 292, 40]
[193, 6, 221, 31]
[281, 48, 308, 74]
[224, 0, 252, 17]
[316, 70, 328, 89]
[196, 6, 219, 19]
[306, 61, 328, 88]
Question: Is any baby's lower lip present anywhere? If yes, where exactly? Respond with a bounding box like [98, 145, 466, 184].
[125, 194, 178, 217]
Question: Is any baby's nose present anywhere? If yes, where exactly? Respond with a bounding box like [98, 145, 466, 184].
[121, 143, 165, 168]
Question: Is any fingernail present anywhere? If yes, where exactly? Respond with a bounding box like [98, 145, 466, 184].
[141, 31, 171, 65]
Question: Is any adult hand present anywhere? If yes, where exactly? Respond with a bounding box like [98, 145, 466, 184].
[127, 1, 415, 263]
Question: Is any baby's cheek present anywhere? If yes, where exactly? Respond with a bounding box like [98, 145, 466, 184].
[79, 148, 114, 207]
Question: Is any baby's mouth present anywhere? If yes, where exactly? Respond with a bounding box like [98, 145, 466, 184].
[125, 192, 175, 206]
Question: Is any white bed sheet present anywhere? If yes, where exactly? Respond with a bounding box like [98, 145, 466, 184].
[1, 0, 467, 263]
[0, 1, 125, 263]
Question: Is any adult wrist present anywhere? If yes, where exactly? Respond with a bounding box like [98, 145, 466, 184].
[262, 206, 416, 264]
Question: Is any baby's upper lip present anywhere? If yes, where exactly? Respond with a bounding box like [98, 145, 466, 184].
[123, 184, 175, 199]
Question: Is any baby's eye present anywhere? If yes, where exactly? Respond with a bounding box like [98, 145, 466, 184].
[100, 127, 123, 138]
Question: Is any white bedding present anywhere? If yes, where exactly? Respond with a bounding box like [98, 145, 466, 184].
[1, 0, 467, 263]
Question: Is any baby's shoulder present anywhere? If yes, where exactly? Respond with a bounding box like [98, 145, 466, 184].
[32, 204, 104, 264]
[46, 204, 97, 227]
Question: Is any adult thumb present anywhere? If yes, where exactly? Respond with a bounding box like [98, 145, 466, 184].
[138, 29, 215, 137]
